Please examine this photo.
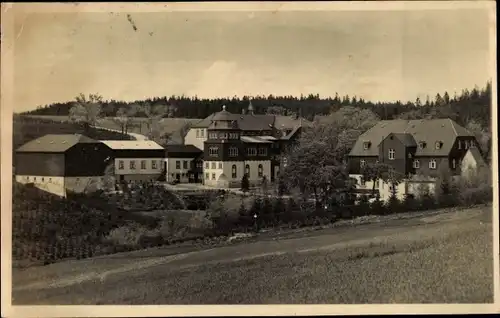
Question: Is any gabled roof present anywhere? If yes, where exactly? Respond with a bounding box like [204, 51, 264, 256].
[191, 111, 311, 132]
[101, 140, 164, 150]
[16, 134, 98, 153]
[350, 118, 474, 157]
[391, 133, 417, 147]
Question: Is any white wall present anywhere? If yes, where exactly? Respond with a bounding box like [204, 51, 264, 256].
[166, 157, 195, 183]
[184, 128, 207, 150]
[115, 158, 163, 176]
[15, 175, 106, 197]
[244, 160, 271, 185]
[15, 175, 66, 197]
[203, 160, 225, 187]
[350, 174, 408, 202]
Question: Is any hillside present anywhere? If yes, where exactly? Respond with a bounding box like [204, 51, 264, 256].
[21, 82, 492, 129]
[13, 115, 133, 151]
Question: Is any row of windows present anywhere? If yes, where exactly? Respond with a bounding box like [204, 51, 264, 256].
[365, 140, 476, 152]
[118, 160, 159, 170]
[208, 147, 267, 157]
[204, 164, 265, 180]
[175, 160, 189, 170]
[206, 162, 224, 170]
[360, 158, 458, 170]
[195, 129, 206, 138]
[208, 132, 240, 140]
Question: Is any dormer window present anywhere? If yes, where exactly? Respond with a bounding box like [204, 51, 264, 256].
[363, 141, 371, 150]
[418, 141, 426, 149]
[435, 141, 443, 150]
[360, 160, 366, 168]
[464, 140, 469, 149]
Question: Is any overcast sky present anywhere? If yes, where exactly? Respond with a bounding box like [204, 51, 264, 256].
[12, 4, 494, 112]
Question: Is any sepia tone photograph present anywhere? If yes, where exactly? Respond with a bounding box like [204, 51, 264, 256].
[1, 1, 498, 316]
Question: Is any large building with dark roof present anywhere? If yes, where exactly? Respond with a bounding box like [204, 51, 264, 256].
[15, 134, 114, 197]
[164, 144, 204, 183]
[348, 118, 481, 201]
[184, 101, 312, 151]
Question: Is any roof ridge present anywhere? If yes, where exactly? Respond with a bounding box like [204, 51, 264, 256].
[448, 118, 458, 136]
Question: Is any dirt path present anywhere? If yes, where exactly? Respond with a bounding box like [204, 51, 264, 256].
[12, 206, 491, 300]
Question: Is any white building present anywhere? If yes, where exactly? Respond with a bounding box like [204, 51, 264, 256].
[101, 140, 165, 183]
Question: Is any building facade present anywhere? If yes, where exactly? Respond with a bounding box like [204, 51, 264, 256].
[15, 134, 113, 197]
[348, 118, 480, 201]
[164, 145, 204, 183]
[101, 140, 165, 183]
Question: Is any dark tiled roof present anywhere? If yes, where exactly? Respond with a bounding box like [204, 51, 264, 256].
[16, 134, 98, 153]
[350, 118, 474, 157]
[165, 144, 203, 154]
[191, 112, 311, 132]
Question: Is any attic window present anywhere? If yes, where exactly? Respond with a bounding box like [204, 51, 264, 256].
[435, 141, 443, 150]
[363, 141, 371, 150]
[418, 141, 426, 149]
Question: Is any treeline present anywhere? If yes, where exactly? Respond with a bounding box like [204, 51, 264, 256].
[23, 82, 492, 128]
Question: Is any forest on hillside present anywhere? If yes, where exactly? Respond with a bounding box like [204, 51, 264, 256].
[23, 82, 492, 129]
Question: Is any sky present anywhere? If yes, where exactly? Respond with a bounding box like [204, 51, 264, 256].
[12, 3, 495, 112]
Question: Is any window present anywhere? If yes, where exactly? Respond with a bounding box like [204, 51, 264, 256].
[245, 164, 250, 176]
[211, 162, 216, 169]
[130, 160, 136, 170]
[183, 161, 188, 169]
[229, 133, 239, 139]
[470, 140, 476, 148]
[258, 164, 263, 177]
[201, 129, 205, 137]
[388, 149, 395, 160]
[49, 178, 52, 182]
[176, 160, 181, 169]
[458, 140, 462, 149]
[205, 162, 209, 169]
[196, 129, 200, 138]
[232, 165, 237, 179]
[452, 159, 456, 169]
[209, 147, 219, 156]
[229, 147, 238, 157]
[118, 160, 124, 170]
[435, 141, 442, 150]
[152, 160, 157, 169]
[41, 177, 45, 182]
[205, 173, 209, 179]
[363, 142, 371, 150]
[429, 159, 437, 170]
[209, 132, 218, 139]
[212, 173, 216, 180]
[247, 148, 257, 156]
[141, 160, 147, 169]
[34, 177, 37, 181]
[360, 160, 366, 168]
[219, 132, 228, 139]
[413, 159, 420, 169]
[258, 148, 267, 156]
[464, 140, 469, 149]
[218, 162, 223, 169]
[196, 161, 203, 168]
[419, 141, 426, 149]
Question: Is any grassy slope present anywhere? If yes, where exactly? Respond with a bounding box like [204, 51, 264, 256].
[22, 115, 202, 141]
[12, 205, 493, 304]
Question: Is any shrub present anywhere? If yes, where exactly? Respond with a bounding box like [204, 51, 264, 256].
[241, 174, 250, 192]
[385, 195, 403, 214]
[369, 195, 386, 215]
[188, 212, 214, 235]
[402, 194, 419, 211]
[105, 223, 150, 247]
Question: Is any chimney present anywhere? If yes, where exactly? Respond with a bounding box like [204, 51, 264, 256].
[248, 100, 254, 115]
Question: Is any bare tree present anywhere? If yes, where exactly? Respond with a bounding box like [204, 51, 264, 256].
[69, 93, 104, 129]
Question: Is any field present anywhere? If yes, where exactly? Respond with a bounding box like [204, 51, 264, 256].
[11, 205, 493, 304]
[22, 115, 202, 143]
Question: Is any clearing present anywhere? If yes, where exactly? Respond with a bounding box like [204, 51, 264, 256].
[11, 205, 493, 304]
